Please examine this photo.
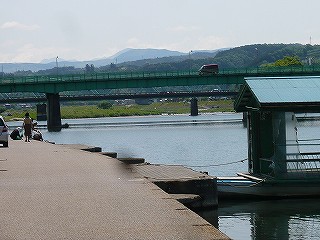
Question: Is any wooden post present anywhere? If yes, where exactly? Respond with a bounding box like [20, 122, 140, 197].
[190, 97, 198, 116]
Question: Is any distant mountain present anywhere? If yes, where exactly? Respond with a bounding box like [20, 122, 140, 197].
[0, 48, 223, 73]
[110, 49, 224, 68]
[102, 44, 320, 72]
[4, 44, 320, 74]
[40, 57, 69, 64]
[89, 48, 187, 67]
[110, 48, 185, 62]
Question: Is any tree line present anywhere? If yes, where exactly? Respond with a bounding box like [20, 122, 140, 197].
[2, 43, 320, 77]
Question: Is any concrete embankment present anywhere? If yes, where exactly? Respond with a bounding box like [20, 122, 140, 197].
[0, 140, 229, 239]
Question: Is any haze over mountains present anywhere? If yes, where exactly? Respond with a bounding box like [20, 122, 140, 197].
[3, 43, 320, 74]
[1, 48, 223, 73]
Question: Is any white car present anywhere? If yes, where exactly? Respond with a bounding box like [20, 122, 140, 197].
[0, 116, 9, 147]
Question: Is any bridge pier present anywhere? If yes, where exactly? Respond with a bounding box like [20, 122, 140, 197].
[190, 97, 198, 116]
[46, 93, 62, 131]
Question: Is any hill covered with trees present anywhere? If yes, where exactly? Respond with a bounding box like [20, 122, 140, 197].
[213, 43, 319, 68]
[4, 43, 320, 77]
[98, 43, 320, 72]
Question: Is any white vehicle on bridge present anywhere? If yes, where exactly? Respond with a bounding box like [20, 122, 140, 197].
[0, 116, 9, 147]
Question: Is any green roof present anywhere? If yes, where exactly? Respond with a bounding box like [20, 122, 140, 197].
[234, 76, 320, 112]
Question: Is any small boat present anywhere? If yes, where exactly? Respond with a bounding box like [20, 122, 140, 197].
[217, 173, 320, 199]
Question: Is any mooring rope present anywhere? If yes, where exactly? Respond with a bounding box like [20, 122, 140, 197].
[185, 158, 248, 168]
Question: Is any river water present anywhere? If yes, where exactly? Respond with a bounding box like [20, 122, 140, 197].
[8, 113, 320, 240]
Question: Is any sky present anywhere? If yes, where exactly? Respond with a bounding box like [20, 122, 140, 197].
[1, 0, 319, 63]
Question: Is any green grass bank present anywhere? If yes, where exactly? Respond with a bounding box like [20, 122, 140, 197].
[3, 99, 234, 121]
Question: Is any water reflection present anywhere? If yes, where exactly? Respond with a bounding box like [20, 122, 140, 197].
[197, 199, 320, 240]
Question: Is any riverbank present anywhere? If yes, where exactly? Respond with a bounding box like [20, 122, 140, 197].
[2, 99, 234, 121]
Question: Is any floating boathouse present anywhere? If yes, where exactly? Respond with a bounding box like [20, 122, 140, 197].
[218, 76, 320, 198]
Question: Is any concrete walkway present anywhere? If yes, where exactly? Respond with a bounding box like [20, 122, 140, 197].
[0, 140, 229, 239]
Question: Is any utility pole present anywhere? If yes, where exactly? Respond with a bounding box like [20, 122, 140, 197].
[56, 56, 59, 78]
[189, 50, 193, 73]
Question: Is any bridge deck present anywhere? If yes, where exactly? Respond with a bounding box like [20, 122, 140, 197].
[1, 66, 320, 94]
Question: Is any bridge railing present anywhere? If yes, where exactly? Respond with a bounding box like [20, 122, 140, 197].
[218, 65, 320, 75]
[0, 70, 201, 84]
[2, 66, 320, 84]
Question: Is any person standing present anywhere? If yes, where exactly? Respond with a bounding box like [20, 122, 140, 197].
[23, 112, 32, 142]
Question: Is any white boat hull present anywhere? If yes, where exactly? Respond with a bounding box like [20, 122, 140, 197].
[217, 176, 320, 199]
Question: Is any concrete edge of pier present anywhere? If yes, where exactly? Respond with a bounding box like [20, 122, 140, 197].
[0, 140, 230, 240]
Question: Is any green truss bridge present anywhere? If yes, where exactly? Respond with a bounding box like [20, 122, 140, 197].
[1, 65, 320, 130]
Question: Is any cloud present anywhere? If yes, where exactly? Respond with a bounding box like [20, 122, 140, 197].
[4, 43, 71, 63]
[0, 21, 40, 31]
[126, 38, 154, 49]
[126, 38, 140, 46]
[167, 25, 200, 33]
[194, 36, 229, 50]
